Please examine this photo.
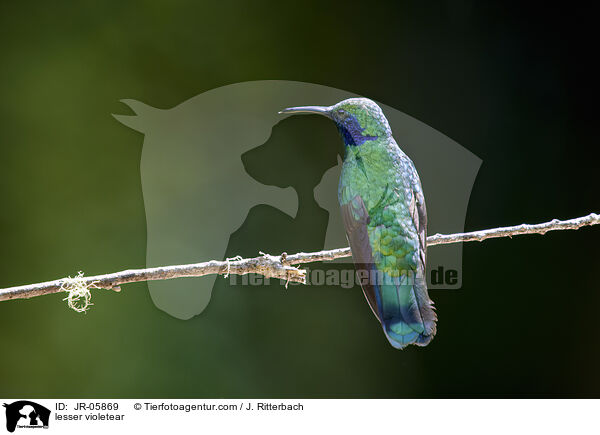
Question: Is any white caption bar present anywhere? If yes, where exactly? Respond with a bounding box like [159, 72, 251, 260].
[0, 399, 597, 435]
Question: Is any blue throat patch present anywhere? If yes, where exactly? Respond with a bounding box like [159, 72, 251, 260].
[336, 115, 377, 146]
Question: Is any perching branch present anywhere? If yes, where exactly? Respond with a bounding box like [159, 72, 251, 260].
[0, 213, 597, 309]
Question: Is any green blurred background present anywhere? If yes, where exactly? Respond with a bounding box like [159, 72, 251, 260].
[0, 2, 598, 398]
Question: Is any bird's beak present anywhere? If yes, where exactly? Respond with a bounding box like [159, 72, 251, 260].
[279, 105, 331, 118]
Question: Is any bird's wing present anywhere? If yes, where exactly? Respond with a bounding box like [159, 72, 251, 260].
[408, 182, 437, 336]
[340, 195, 381, 322]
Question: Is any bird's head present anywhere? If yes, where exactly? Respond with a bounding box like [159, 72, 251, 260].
[279, 97, 392, 147]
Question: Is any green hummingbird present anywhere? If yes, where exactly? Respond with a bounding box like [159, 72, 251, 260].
[280, 98, 436, 349]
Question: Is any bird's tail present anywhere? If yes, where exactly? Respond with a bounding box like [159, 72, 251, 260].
[374, 270, 437, 349]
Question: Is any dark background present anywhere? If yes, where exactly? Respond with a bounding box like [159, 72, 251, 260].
[0, 2, 598, 397]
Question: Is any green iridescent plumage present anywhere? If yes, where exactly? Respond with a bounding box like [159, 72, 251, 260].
[281, 98, 436, 349]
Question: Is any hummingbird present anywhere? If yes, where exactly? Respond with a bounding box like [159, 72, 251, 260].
[280, 98, 436, 349]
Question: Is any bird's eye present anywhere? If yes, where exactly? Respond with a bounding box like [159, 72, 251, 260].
[337, 109, 346, 115]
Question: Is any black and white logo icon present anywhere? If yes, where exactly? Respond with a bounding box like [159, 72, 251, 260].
[3, 401, 50, 433]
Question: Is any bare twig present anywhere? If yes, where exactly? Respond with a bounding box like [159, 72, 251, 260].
[0, 253, 306, 303]
[0, 213, 597, 306]
[426, 212, 599, 245]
